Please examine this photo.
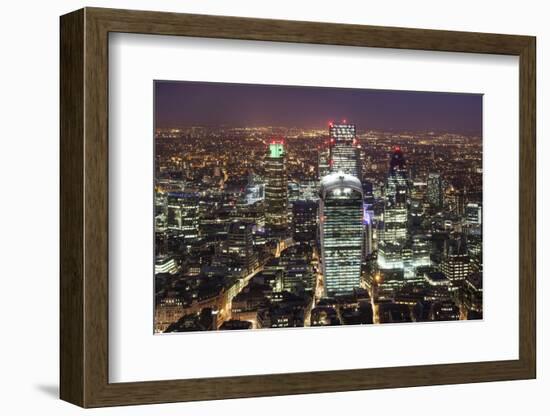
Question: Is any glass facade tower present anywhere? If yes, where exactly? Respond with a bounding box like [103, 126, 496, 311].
[320, 173, 364, 297]
[329, 123, 361, 178]
[265, 141, 288, 230]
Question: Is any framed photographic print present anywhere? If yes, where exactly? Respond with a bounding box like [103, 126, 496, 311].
[60, 7, 536, 408]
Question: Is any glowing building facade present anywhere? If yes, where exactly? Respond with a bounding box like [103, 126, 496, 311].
[166, 192, 200, 242]
[223, 221, 258, 277]
[264, 141, 288, 230]
[378, 148, 409, 272]
[320, 173, 364, 297]
[329, 123, 361, 178]
[441, 236, 470, 289]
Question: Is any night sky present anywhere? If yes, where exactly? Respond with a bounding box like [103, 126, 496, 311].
[155, 81, 482, 135]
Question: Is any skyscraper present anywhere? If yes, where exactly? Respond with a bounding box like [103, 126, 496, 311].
[292, 200, 318, 244]
[264, 140, 288, 231]
[224, 221, 258, 277]
[441, 234, 470, 289]
[320, 173, 364, 297]
[166, 192, 200, 242]
[381, 207, 408, 242]
[427, 173, 444, 208]
[382, 147, 408, 245]
[329, 123, 361, 179]
[386, 146, 409, 207]
[379, 148, 409, 272]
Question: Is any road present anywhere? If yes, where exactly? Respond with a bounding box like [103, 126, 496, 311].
[217, 264, 264, 327]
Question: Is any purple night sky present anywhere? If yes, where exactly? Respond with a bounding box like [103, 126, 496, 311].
[155, 80, 482, 135]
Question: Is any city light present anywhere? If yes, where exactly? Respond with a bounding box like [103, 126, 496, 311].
[154, 86, 483, 333]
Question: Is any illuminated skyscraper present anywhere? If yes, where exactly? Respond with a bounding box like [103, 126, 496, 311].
[379, 148, 409, 271]
[381, 147, 408, 245]
[440, 234, 470, 288]
[224, 221, 258, 277]
[441, 249, 470, 289]
[427, 173, 444, 208]
[292, 200, 318, 244]
[381, 206, 408, 243]
[329, 123, 361, 179]
[166, 192, 199, 242]
[320, 173, 364, 297]
[264, 140, 288, 230]
[386, 146, 409, 206]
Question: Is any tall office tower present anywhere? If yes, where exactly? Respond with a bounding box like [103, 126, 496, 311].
[441, 234, 470, 289]
[381, 206, 408, 242]
[292, 200, 318, 244]
[320, 173, 364, 297]
[329, 123, 361, 179]
[427, 173, 444, 208]
[264, 140, 288, 231]
[224, 221, 258, 277]
[166, 192, 200, 242]
[379, 148, 409, 271]
[385, 146, 409, 207]
[381, 147, 409, 243]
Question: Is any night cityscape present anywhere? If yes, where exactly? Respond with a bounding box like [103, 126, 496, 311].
[154, 81, 483, 333]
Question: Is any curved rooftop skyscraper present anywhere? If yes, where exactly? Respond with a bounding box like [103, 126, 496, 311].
[319, 172, 364, 297]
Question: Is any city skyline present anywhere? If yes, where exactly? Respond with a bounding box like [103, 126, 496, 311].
[155, 81, 483, 135]
[154, 81, 483, 333]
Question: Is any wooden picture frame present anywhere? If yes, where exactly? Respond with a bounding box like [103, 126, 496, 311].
[60, 7, 536, 408]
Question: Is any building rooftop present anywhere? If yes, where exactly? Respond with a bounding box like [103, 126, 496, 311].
[320, 172, 363, 194]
